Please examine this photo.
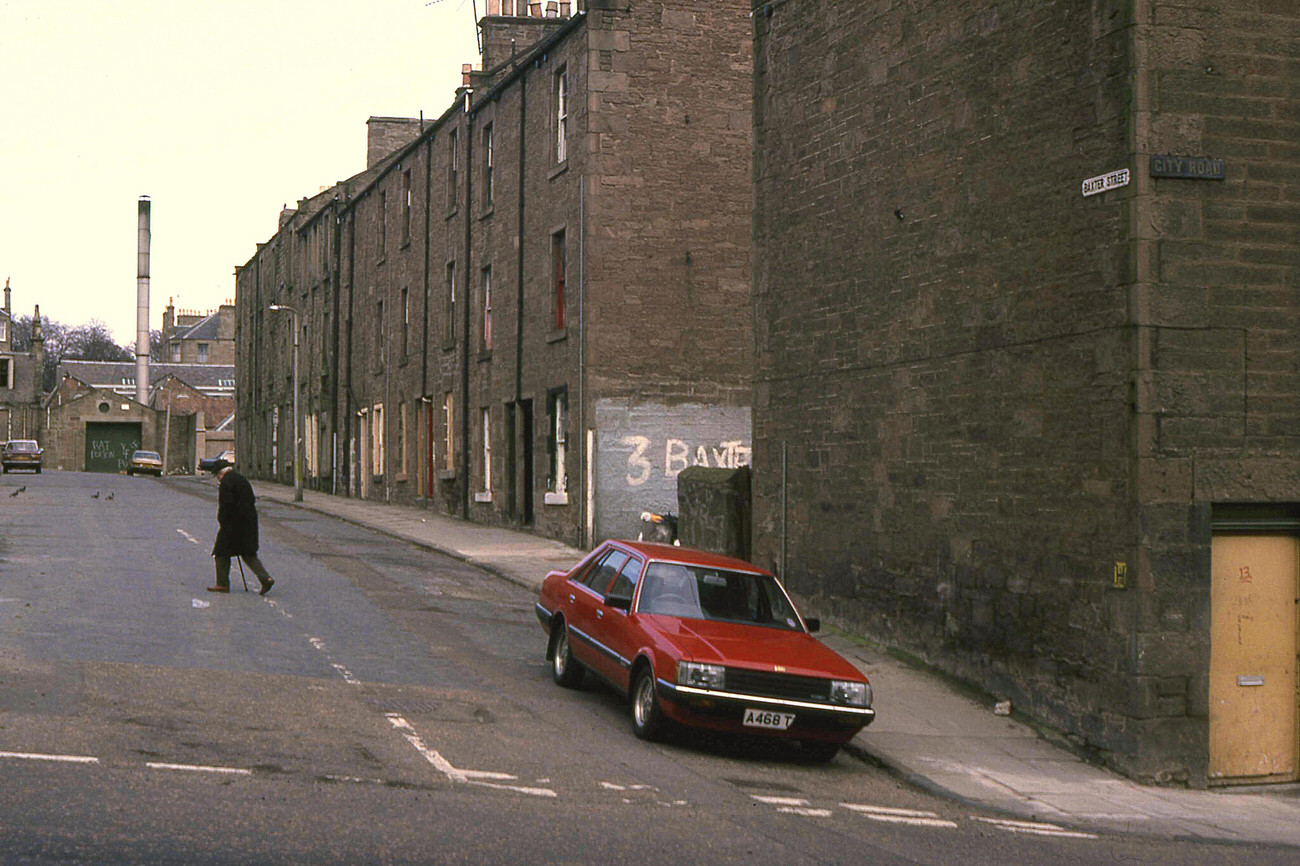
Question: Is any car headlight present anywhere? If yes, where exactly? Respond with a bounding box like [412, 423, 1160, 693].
[677, 662, 726, 690]
[830, 680, 870, 707]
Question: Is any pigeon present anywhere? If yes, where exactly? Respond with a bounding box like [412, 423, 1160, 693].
[92, 491, 100, 499]
[10, 486, 24, 497]
[106, 491, 115, 501]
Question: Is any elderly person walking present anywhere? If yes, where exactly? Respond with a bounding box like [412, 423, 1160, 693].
[206, 458, 276, 595]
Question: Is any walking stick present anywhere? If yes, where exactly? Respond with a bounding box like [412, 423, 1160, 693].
[236, 558, 249, 592]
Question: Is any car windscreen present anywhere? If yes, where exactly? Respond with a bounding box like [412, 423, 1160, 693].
[637, 562, 803, 631]
[9, 441, 37, 452]
[134, 451, 161, 459]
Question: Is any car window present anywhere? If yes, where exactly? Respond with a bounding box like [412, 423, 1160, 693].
[581, 550, 628, 594]
[10, 441, 37, 452]
[638, 562, 803, 630]
[606, 556, 643, 602]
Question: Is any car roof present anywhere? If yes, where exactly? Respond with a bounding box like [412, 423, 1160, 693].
[602, 539, 770, 575]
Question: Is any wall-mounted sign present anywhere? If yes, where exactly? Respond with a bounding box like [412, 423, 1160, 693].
[1151, 154, 1225, 180]
[1082, 168, 1130, 197]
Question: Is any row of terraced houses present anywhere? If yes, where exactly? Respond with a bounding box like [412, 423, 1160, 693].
[237, 0, 1300, 790]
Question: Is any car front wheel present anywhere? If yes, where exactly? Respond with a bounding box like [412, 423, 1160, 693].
[631, 666, 665, 741]
[550, 623, 585, 688]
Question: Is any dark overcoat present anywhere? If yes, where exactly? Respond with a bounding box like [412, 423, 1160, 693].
[212, 469, 259, 557]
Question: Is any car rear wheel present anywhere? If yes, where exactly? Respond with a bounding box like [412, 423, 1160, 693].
[550, 623, 585, 688]
[631, 667, 665, 741]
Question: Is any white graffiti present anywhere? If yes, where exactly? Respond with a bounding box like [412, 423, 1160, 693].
[619, 436, 751, 487]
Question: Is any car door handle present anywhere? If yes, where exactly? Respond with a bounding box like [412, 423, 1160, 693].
[569, 594, 576, 603]
[597, 610, 604, 619]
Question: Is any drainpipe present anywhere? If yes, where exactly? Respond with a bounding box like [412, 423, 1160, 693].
[460, 92, 475, 519]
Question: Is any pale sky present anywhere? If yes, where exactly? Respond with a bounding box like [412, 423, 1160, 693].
[0, 0, 481, 347]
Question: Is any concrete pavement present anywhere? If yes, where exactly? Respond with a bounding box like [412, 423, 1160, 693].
[220, 477, 1300, 847]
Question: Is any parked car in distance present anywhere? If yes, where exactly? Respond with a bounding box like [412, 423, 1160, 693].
[127, 449, 163, 476]
[1, 440, 42, 474]
[198, 449, 235, 473]
[536, 540, 875, 761]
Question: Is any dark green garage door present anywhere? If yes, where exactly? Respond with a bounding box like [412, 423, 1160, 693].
[85, 422, 142, 474]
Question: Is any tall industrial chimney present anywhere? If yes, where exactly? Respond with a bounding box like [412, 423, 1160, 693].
[136, 196, 151, 403]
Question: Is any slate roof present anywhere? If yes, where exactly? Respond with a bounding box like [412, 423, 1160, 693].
[57, 360, 235, 395]
[173, 312, 222, 341]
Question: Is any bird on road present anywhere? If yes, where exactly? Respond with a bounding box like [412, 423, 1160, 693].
[106, 491, 115, 501]
[92, 491, 100, 499]
[10, 486, 25, 497]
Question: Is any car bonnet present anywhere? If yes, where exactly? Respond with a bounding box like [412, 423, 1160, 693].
[652, 618, 865, 681]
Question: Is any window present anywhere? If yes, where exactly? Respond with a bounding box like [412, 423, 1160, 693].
[481, 265, 493, 351]
[478, 406, 492, 499]
[551, 230, 567, 330]
[397, 401, 408, 478]
[169, 342, 181, 362]
[555, 67, 568, 163]
[377, 299, 385, 358]
[0, 317, 7, 342]
[582, 550, 628, 593]
[372, 403, 385, 477]
[547, 389, 568, 502]
[447, 129, 459, 209]
[378, 190, 387, 256]
[607, 556, 644, 602]
[197, 343, 210, 363]
[482, 124, 494, 208]
[0, 358, 10, 390]
[402, 169, 412, 245]
[445, 261, 456, 344]
[443, 391, 455, 471]
[401, 287, 410, 358]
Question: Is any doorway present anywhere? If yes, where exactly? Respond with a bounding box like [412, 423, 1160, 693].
[1209, 533, 1299, 784]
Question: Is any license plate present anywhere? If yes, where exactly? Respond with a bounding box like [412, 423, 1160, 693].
[743, 708, 795, 730]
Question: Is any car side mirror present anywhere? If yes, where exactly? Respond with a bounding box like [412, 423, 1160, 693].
[804, 617, 821, 633]
[605, 593, 632, 611]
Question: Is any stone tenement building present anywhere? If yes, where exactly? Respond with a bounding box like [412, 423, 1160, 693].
[236, 0, 753, 546]
[0, 279, 44, 440]
[162, 298, 235, 365]
[753, 0, 1300, 786]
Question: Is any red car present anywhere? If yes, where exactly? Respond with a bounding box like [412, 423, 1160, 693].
[536, 539, 875, 761]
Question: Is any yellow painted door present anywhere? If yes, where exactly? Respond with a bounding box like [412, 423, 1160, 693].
[1209, 534, 1299, 783]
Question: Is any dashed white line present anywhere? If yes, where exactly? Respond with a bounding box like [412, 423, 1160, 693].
[842, 803, 959, 828]
[972, 816, 1098, 839]
[176, 529, 200, 544]
[146, 762, 253, 776]
[0, 750, 99, 765]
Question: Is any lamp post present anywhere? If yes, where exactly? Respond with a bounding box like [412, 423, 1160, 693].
[268, 303, 302, 502]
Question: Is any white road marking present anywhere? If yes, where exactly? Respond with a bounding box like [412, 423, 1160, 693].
[778, 806, 834, 817]
[842, 804, 958, 828]
[0, 750, 99, 764]
[176, 529, 200, 544]
[307, 637, 361, 685]
[972, 817, 1098, 839]
[146, 762, 253, 776]
[751, 795, 809, 806]
[385, 714, 556, 798]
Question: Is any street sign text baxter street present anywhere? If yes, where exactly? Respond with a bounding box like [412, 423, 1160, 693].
[1082, 168, 1130, 197]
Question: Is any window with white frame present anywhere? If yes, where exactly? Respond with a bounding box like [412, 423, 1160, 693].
[445, 260, 456, 344]
[169, 342, 181, 362]
[0, 358, 11, 390]
[554, 67, 568, 163]
[0, 317, 7, 342]
[443, 391, 455, 472]
[197, 343, 209, 363]
[546, 389, 568, 504]
[402, 168, 413, 245]
[447, 128, 459, 209]
[477, 406, 492, 501]
[372, 403, 385, 477]
[481, 265, 493, 351]
[401, 287, 410, 358]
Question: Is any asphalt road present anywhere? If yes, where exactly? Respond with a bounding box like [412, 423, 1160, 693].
[0, 470, 1290, 865]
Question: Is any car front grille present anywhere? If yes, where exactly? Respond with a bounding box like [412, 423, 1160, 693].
[724, 668, 832, 703]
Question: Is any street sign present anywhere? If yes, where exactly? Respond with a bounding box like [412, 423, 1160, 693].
[1151, 154, 1225, 180]
[1082, 168, 1130, 197]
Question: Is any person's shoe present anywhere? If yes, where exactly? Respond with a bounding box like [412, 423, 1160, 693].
[206, 585, 230, 593]
[259, 578, 275, 597]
